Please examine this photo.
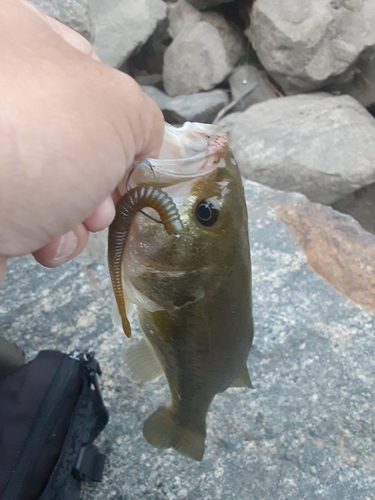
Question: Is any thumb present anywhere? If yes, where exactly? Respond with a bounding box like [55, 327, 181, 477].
[32, 224, 88, 268]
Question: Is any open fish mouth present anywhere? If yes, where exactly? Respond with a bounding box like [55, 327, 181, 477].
[128, 122, 230, 189]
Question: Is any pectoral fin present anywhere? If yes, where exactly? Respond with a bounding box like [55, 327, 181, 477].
[124, 338, 164, 384]
[230, 364, 253, 389]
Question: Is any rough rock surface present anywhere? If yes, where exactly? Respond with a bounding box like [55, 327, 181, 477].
[167, 0, 202, 36]
[164, 1, 245, 97]
[220, 93, 375, 204]
[135, 74, 164, 89]
[168, 0, 245, 65]
[249, 0, 375, 98]
[142, 85, 229, 124]
[332, 182, 375, 235]
[325, 54, 375, 109]
[29, 0, 93, 41]
[90, 0, 167, 68]
[1, 181, 375, 499]
[163, 22, 232, 96]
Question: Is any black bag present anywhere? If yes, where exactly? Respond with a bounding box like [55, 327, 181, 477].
[0, 349, 109, 500]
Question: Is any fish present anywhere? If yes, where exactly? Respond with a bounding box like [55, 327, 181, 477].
[107, 122, 253, 461]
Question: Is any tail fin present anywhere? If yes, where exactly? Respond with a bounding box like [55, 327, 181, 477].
[143, 407, 206, 461]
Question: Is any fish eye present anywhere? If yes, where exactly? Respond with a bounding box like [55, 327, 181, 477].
[195, 199, 220, 227]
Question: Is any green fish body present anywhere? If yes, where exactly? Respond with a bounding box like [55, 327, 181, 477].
[108, 123, 253, 461]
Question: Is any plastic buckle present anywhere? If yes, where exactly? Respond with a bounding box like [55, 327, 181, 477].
[73, 444, 106, 482]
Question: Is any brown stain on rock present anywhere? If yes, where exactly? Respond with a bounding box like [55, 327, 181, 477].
[275, 197, 375, 310]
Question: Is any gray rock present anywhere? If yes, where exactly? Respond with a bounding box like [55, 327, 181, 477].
[30, 0, 93, 41]
[201, 10, 245, 65]
[163, 22, 231, 96]
[140, 85, 170, 109]
[1, 181, 375, 499]
[135, 74, 164, 88]
[168, 1, 245, 64]
[142, 85, 229, 123]
[249, 0, 375, 97]
[167, 0, 201, 37]
[220, 93, 375, 204]
[325, 51, 375, 108]
[90, 0, 167, 68]
[332, 181, 375, 235]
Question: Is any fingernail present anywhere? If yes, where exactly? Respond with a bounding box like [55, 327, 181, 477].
[53, 231, 78, 261]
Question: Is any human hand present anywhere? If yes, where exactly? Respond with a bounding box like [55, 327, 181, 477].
[0, 0, 164, 285]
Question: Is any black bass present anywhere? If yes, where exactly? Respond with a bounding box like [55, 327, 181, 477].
[108, 122, 253, 461]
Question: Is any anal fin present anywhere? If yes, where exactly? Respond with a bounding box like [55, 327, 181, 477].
[124, 338, 164, 384]
[230, 364, 253, 389]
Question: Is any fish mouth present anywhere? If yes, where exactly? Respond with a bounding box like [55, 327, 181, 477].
[160, 122, 229, 158]
[128, 122, 230, 188]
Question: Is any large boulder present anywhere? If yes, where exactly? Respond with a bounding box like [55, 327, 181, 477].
[249, 0, 375, 103]
[163, 21, 233, 96]
[168, 0, 245, 64]
[90, 0, 167, 68]
[167, 0, 202, 35]
[29, 0, 93, 41]
[220, 93, 375, 204]
[1, 180, 375, 499]
[164, 0, 245, 96]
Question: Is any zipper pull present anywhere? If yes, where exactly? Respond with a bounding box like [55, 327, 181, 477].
[69, 349, 82, 361]
[68, 350, 102, 376]
[82, 351, 102, 377]
[68, 350, 105, 404]
[79, 352, 109, 433]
